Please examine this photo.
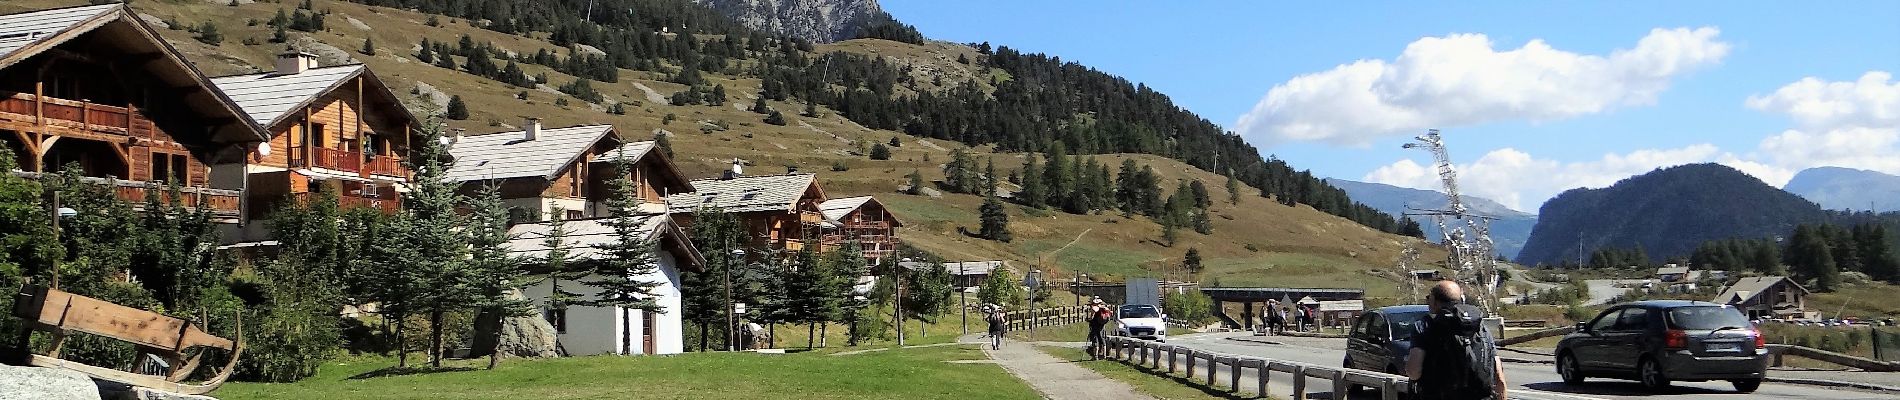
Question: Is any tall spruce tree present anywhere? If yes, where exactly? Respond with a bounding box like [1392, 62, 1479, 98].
[781, 244, 829, 348]
[402, 122, 474, 367]
[465, 184, 532, 369]
[682, 206, 742, 351]
[575, 155, 666, 343]
[1019, 156, 1045, 208]
[1225, 174, 1241, 205]
[1043, 144, 1071, 209]
[979, 193, 1011, 242]
[821, 241, 865, 346]
[1788, 224, 1840, 292]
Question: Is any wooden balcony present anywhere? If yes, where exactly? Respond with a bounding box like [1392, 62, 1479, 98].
[292, 192, 400, 214]
[290, 147, 408, 179]
[9, 172, 240, 219]
[0, 93, 158, 142]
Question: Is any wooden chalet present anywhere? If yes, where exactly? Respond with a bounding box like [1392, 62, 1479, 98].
[818, 196, 902, 264]
[0, 4, 266, 218]
[667, 167, 827, 255]
[445, 119, 692, 222]
[209, 52, 424, 229]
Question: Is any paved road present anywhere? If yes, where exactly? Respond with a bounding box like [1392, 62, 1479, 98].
[1583, 279, 1651, 306]
[1129, 332, 1894, 400]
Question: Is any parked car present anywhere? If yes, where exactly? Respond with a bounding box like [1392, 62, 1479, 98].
[1115, 304, 1168, 342]
[1343, 305, 1431, 377]
[1556, 300, 1767, 393]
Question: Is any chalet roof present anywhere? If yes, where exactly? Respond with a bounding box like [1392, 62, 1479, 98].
[593, 140, 694, 195]
[818, 196, 903, 228]
[445, 125, 616, 183]
[0, 4, 267, 144]
[503, 214, 704, 271]
[669, 173, 818, 214]
[1713, 276, 1807, 304]
[208, 64, 421, 136]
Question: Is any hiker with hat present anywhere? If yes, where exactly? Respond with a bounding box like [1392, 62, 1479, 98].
[1085, 297, 1113, 360]
[984, 304, 1007, 350]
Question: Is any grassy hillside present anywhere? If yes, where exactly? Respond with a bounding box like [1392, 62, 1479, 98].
[3, 0, 1447, 299]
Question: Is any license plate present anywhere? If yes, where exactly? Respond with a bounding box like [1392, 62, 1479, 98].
[1706, 343, 1739, 352]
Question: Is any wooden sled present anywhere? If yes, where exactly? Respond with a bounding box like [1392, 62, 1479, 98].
[9, 284, 243, 395]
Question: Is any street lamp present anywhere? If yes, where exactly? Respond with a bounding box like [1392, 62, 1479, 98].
[726, 248, 744, 351]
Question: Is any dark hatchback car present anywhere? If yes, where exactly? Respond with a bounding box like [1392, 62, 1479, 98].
[1556, 300, 1768, 392]
[1344, 305, 1432, 376]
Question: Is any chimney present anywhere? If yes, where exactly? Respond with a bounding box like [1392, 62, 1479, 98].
[523, 117, 542, 141]
[450, 128, 465, 144]
[275, 49, 317, 75]
[722, 158, 743, 180]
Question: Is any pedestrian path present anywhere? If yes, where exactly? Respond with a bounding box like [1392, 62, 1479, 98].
[972, 333, 1155, 400]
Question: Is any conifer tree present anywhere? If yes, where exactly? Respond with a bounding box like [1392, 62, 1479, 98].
[1189, 180, 1211, 209]
[402, 122, 474, 367]
[1042, 144, 1071, 209]
[869, 143, 891, 160]
[1788, 224, 1840, 292]
[1019, 156, 1045, 209]
[1183, 248, 1204, 275]
[417, 38, 434, 63]
[905, 170, 924, 195]
[979, 193, 1011, 242]
[821, 241, 865, 346]
[575, 156, 665, 319]
[1116, 159, 1139, 217]
[682, 207, 741, 351]
[465, 184, 532, 369]
[1226, 174, 1241, 205]
[360, 37, 375, 55]
[780, 244, 829, 348]
[445, 95, 469, 120]
[765, 110, 788, 126]
[752, 97, 770, 114]
[655, 134, 675, 158]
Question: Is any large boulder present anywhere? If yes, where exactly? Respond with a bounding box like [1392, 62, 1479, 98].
[0, 365, 100, 400]
[468, 291, 561, 359]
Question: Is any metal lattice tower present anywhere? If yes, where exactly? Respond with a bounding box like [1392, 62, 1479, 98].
[1401, 129, 1499, 313]
[1396, 244, 1422, 303]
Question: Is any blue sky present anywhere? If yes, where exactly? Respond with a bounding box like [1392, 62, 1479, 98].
[883, 1, 1900, 212]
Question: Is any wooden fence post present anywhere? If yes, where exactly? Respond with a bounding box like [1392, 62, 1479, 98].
[1168, 346, 1178, 373]
[1229, 358, 1241, 391]
[1206, 355, 1217, 386]
[1382, 377, 1402, 400]
[1331, 370, 1348, 400]
[1257, 361, 1271, 398]
[1185, 349, 1195, 377]
[1290, 365, 1307, 400]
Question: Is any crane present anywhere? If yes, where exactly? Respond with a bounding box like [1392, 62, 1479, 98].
[1401, 129, 1500, 313]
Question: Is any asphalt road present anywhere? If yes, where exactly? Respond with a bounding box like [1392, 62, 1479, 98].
[1583, 280, 1652, 306]
[1110, 332, 1895, 400]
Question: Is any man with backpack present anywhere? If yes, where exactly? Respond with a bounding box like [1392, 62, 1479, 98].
[1085, 297, 1113, 360]
[1405, 281, 1507, 400]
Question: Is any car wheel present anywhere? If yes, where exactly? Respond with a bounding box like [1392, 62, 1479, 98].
[1731, 379, 1761, 393]
[1639, 358, 1671, 391]
[1557, 352, 1585, 384]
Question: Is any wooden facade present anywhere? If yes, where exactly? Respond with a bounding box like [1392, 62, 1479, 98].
[0, 4, 263, 219]
[819, 197, 903, 262]
[672, 176, 829, 257]
[447, 124, 691, 223]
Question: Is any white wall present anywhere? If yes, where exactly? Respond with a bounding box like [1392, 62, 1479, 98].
[521, 251, 685, 355]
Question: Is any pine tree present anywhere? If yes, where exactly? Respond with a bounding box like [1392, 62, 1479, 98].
[1116, 159, 1139, 217]
[417, 38, 434, 63]
[682, 207, 742, 351]
[194, 22, 223, 46]
[752, 97, 770, 114]
[905, 170, 925, 195]
[1398, 216, 1425, 238]
[445, 95, 469, 120]
[780, 244, 829, 349]
[1225, 174, 1241, 205]
[402, 121, 474, 368]
[821, 241, 866, 346]
[710, 84, 728, 106]
[271, 23, 289, 43]
[765, 110, 788, 126]
[1160, 214, 1178, 247]
[1191, 209, 1212, 235]
[889, 137, 902, 147]
[1183, 248, 1204, 276]
[655, 134, 675, 158]
[360, 37, 376, 55]
[1189, 180, 1211, 209]
[573, 155, 667, 354]
[465, 184, 532, 369]
[541, 207, 586, 321]
[1043, 144, 1071, 209]
[802, 101, 820, 117]
[979, 193, 1011, 242]
[869, 143, 891, 160]
[1788, 224, 1840, 292]
[1019, 156, 1044, 209]
[983, 158, 999, 197]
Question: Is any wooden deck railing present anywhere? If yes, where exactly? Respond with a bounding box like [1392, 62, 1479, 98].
[10, 172, 240, 218]
[0, 93, 156, 139]
[1102, 336, 1413, 400]
[289, 147, 407, 178]
[292, 192, 399, 214]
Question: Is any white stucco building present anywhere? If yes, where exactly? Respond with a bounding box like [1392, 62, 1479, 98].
[504, 212, 705, 356]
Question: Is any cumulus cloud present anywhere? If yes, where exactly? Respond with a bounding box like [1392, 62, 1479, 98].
[1237, 27, 1729, 146]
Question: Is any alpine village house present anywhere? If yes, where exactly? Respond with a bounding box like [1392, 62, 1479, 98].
[1, 4, 263, 218]
[446, 120, 703, 355]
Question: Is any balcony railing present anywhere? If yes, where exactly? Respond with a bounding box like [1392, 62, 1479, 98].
[366, 155, 404, 177]
[290, 147, 407, 178]
[292, 192, 400, 214]
[9, 171, 240, 219]
[0, 93, 157, 140]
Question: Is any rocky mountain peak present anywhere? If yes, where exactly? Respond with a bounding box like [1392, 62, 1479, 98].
[694, 0, 883, 43]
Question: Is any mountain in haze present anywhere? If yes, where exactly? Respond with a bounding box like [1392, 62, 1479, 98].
[1325, 179, 1538, 260]
[1517, 163, 1827, 266]
[1783, 167, 1900, 213]
[694, 0, 883, 43]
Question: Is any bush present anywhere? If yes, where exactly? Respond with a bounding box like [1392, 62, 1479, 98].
[830, 161, 849, 172]
[1162, 291, 1214, 324]
[868, 143, 891, 160]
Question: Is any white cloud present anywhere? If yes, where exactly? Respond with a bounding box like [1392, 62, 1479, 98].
[1365, 145, 1723, 212]
[1735, 71, 1900, 186]
[1237, 27, 1729, 146]
[1745, 71, 1900, 129]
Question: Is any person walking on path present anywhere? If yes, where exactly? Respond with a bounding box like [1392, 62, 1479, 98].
[984, 304, 1007, 350]
[1406, 281, 1508, 400]
[1266, 300, 1285, 335]
[1085, 297, 1112, 360]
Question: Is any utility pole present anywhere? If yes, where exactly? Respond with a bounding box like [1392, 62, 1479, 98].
[959, 262, 967, 335]
[724, 247, 741, 351]
[896, 257, 908, 346]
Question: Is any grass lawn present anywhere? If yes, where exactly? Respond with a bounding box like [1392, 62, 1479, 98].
[1039, 346, 1253, 400]
[218, 344, 1038, 400]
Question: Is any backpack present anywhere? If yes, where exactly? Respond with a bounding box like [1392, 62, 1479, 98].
[1416, 304, 1498, 400]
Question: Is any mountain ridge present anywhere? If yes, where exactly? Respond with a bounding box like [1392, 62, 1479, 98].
[1517, 163, 1826, 265]
[694, 0, 882, 44]
[1324, 178, 1537, 259]
[1784, 166, 1900, 213]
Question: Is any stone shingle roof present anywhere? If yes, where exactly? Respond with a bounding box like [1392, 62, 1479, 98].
[668, 173, 817, 214]
[503, 214, 703, 269]
[445, 125, 615, 183]
[1713, 276, 1805, 304]
[819, 196, 874, 222]
[209, 65, 364, 128]
[0, 4, 119, 65]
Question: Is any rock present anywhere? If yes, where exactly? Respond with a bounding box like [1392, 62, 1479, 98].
[290, 37, 357, 66]
[693, 0, 880, 44]
[573, 44, 606, 57]
[0, 365, 100, 400]
[469, 292, 561, 359]
[343, 15, 372, 31]
[137, 14, 169, 30]
[96, 382, 218, 400]
[410, 81, 450, 110]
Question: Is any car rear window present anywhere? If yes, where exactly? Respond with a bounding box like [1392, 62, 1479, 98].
[1667, 306, 1751, 330]
[1387, 311, 1428, 340]
[1120, 305, 1159, 318]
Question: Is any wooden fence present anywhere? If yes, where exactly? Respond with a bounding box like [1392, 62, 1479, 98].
[1000, 306, 1086, 331]
[1101, 336, 1411, 400]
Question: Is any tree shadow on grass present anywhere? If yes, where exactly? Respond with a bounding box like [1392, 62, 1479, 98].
[348, 366, 479, 380]
[1067, 358, 1257, 400]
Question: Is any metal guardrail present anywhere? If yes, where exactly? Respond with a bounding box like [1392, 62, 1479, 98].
[1101, 336, 1410, 400]
[1768, 344, 1900, 372]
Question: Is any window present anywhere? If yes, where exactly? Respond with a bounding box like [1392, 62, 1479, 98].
[1666, 306, 1751, 330]
[310, 124, 327, 148]
[149, 153, 187, 182]
[1588, 309, 1621, 332]
[1366, 313, 1390, 340]
[567, 209, 584, 220]
[1386, 311, 1428, 341]
[1613, 308, 1650, 331]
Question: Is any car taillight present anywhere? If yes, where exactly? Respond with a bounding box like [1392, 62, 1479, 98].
[1664, 329, 1688, 349]
[1753, 330, 1766, 348]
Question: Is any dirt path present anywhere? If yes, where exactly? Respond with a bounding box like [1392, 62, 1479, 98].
[975, 334, 1155, 400]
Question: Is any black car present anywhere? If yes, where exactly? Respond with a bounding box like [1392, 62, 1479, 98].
[1344, 305, 1431, 376]
[1555, 300, 1768, 392]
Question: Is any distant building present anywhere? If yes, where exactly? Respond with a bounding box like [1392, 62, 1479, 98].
[444, 120, 692, 222]
[898, 260, 1002, 289]
[504, 214, 704, 356]
[1410, 269, 1442, 281]
[1713, 276, 1814, 320]
[1655, 265, 1692, 282]
[668, 170, 827, 255]
[818, 196, 903, 265]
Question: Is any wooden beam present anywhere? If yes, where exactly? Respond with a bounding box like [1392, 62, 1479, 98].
[107, 143, 133, 168]
[36, 135, 59, 156]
